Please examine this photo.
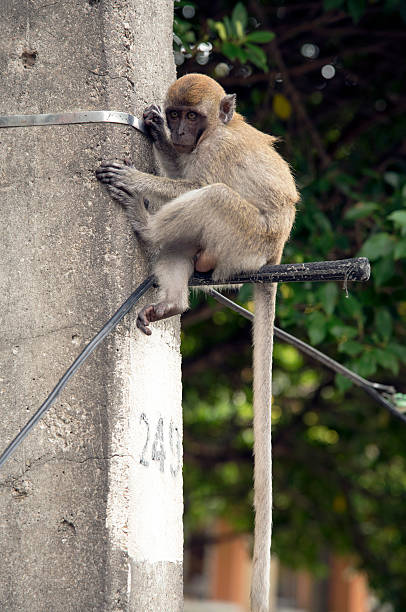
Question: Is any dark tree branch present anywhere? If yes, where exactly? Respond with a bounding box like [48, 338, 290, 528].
[219, 43, 388, 88]
[270, 40, 331, 168]
[329, 101, 406, 158]
[277, 11, 349, 43]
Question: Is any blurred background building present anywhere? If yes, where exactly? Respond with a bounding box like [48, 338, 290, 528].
[185, 521, 372, 612]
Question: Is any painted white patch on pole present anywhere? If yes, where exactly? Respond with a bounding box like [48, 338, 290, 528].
[105, 325, 183, 564]
[127, 326, 183, 563]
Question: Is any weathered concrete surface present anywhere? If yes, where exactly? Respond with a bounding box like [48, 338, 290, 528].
[0, 1, 182, 611]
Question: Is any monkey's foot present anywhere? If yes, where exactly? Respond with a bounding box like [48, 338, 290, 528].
[136, 302, 183, 335]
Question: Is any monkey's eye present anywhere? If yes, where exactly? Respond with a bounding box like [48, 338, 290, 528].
[169, 110, 179, 119]
[186, 111, 197, 120]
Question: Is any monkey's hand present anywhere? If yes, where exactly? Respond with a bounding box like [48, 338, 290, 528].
[96, 160, 143, 200]
[143, 104, 166, 144]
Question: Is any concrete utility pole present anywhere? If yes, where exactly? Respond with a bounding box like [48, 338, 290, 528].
[0, 2, 182, 611]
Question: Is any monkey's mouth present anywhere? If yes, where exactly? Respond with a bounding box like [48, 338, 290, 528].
[173, 133, 204, 153]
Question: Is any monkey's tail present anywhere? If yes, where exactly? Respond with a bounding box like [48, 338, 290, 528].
[251, 283, 276, 612]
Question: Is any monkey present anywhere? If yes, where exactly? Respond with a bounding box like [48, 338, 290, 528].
[96, 73, 299, 612]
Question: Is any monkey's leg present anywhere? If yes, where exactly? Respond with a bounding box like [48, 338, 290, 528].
[96, 161, 201, 202]
[137, 252, 194, 335]
[149, 183, 275, 280]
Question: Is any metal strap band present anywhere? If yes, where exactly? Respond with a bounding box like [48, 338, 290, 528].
[0, 111, 147, 134]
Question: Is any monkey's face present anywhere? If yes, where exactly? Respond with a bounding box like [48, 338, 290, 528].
[166, 106, 207, 153]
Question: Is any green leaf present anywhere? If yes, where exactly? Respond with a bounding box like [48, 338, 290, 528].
[214, 21, 227, 41]
[374, 308, 393, 342]
[307, 312, 327, 345]
[384, 171, 399, 188]
[245, 31, 275, 43]
[221, 41, 247, 63]
[330, 324, 358, 340]
[232, 2, 248, 30]
[335, 373, 353, 392]
[245, 43, 268, 71]
[235, 20, 244, 39]
[318, 283, 338, 316]
[224, 16, 234, 38]
[373, 256, 396, 288]
[340, 295, 363, 320]
[353, 351, 377, 377]
[347, 0, 366, 23]
[389, 343, 406, 364]
[388, 210, 406, 235]
[338, 340, 363, 356]
[394, 240, 406, 259]
[344, 202, 379, 220]
[359, 233, 394, 261]
[374, 349, 399, 375]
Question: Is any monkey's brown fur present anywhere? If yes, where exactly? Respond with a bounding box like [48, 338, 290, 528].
[97, 73, 299, 612]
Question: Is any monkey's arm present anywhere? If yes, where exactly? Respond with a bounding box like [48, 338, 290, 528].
[143, 104, 181, 176]
[96, 162, 201, 201]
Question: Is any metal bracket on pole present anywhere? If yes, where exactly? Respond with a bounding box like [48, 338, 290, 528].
[0, 110, 147, 134]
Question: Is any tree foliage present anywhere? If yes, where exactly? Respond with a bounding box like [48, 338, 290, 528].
[175, 1, 406, 608]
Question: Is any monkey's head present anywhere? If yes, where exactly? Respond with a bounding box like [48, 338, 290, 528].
[165, 73, 236, 153]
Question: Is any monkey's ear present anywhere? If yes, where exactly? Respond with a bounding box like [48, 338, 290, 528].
[219, 94, 236, 124]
